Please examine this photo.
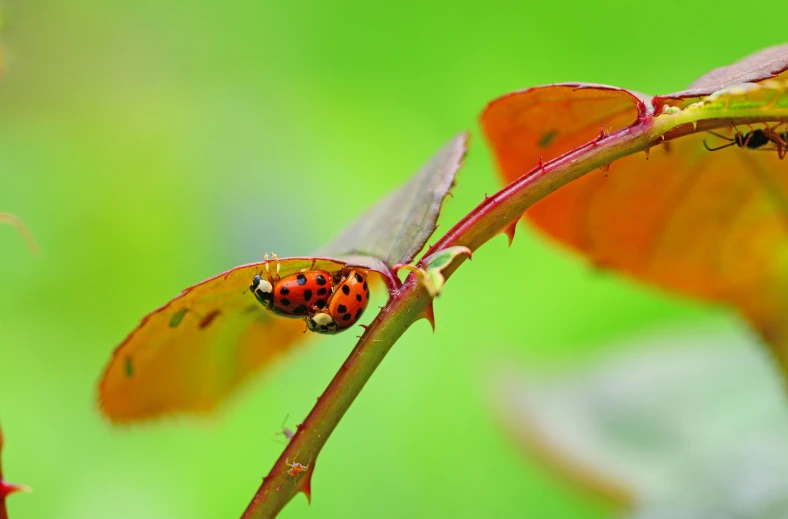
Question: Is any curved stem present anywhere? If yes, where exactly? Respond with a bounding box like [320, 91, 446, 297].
[242, 109, 788, 517]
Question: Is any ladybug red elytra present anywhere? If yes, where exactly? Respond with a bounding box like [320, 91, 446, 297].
[307, 269, 369, 334]
[250, 254, 333, 317]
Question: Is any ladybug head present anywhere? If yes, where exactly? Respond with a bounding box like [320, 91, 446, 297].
[307, 313, 338, 334]
[251, 274, 274, 308]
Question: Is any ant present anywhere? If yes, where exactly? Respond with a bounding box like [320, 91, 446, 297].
[703, 123, 788, 159]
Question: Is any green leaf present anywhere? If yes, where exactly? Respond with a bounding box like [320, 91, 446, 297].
[319, 133, 467, 267]
[396, 246, 471, 297]
[492, 325, 788, 518]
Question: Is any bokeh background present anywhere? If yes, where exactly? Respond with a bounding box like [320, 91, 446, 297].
[0, 2, 785, 518]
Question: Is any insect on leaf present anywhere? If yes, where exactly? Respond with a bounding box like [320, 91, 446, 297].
[98, 258, 374, 423]
[319, 132, 468, 267]
[482, 46, 788, 380]
[96, 135, 471, 423]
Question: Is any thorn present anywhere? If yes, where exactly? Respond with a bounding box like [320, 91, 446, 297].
[359, 324, 369, 331]
[643, 147, 650, 160]
[420, 304, 436, 332]
[502, 221, 517, 247]
[691, 121, 697, 131]
[538, 155, 547, 172]
[301, 465, 314, 504]
[0, 480, 30, 498]
[598, 125, 606, 140]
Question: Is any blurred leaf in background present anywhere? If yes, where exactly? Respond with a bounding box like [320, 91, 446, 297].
[492, 324, 788, 519]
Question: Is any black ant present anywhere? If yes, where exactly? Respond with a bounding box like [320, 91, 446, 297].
[703, 123, 788, 159]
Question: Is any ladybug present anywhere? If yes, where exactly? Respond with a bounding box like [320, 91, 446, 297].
[250, 255, 333, 317]
[307, 269, 369, 334]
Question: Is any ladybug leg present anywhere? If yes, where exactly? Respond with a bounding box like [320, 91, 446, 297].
[263, 253, 277, 284]
[271, 252, 281, 277]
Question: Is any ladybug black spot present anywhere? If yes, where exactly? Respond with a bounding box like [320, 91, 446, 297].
[297, 274, 307, 285]
[293, 304, 308, 314]
[354, 273, 363, 283]
[320, 325, 328, 331]
[280, 298, 291, 307]
[280, 286, 290, 295]
[304, 289, 313, 301]
[316, 275, 327, 286]
[363, 282, 367, 291]
[316, 299, 326, 309]
[317, 287, 327, 296]
[356, 294, 362, 302]
[342, 313, 352, 321]
[356, 309, 363, 319]
[341, 285, 350, 295]
[337, 304, 347, 314]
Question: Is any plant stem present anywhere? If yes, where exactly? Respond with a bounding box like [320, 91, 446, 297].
[242, 109, 788, 517]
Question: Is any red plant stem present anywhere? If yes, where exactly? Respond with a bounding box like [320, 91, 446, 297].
[243, 112, 788, 517]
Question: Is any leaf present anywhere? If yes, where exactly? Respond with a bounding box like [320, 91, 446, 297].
[319, 132, 468, 267]
[0, 213, 38, 254]
[98, 135, 470, 424]
[482, 48, 788, 377]
[395, 246, 472, 298]
[491, 326, 788, 518]
[98, 257, 378, 423]
[481, 84, 646, 185]
[655, 44, 788, 107]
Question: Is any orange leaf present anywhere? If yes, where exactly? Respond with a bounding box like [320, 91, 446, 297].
[98, 258, 372, 423]
[483, 47, 788, 372]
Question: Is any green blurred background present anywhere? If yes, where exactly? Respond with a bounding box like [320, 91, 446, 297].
[0, 1, 784, 517]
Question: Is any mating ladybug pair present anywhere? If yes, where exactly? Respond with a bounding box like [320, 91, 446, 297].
[249, 255, 370, 334]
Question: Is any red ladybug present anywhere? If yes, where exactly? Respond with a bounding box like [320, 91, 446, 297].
[307, 269, 369, 334]
[250, 256, 333, 317]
